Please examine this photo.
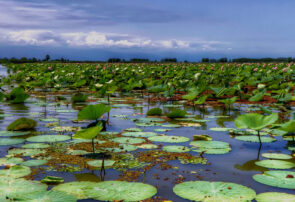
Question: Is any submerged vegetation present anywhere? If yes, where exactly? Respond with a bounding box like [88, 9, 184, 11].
[0, 62, 294, 201]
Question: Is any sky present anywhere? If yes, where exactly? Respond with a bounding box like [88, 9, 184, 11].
[0, 0, 294, 61]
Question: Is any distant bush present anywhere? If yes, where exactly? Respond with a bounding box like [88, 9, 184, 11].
[167, 109, 186, 118]
[71, 93, 88, 102]
[147, 108, 162, 116]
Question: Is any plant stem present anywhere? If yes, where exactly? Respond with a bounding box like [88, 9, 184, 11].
[91, 138, 95, 153]
[257, 130, 262, 145]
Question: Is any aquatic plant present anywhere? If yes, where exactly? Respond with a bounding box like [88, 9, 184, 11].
[146, 108, 162, 116]
[167, 109, 186, 118]
[5, 87, 29, 103]
[7, 117, 37, 131]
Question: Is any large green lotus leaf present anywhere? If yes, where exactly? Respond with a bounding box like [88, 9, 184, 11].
[256, 192, 295, 202]
[85, 181, 157, 201]
[52, 181, 104, 199]
[148, 135, 189, 143]
[20, 159, 48, 167]
[279, 120, 295, 133]
[173, 181, 256, 202]
[253, 170, 295, 189]
[0, 131, 30, 137]
[190, 140, 230, 149]
[0, 178, 47, 199]
[87, 160, 116, 168]
[104, 144, 138, 153]
[112, 137, 145, 144]
[17, 190, 77, 202]
[163, 145, 190, 153]
[0, 157, 23, 166]
[137, 144, 158, 149]
[262, 153, 292, 160]
[0, 165, 31, 178]
[235, 136, 276, 143]
[22, 143, 50, 149]
[8, 148, 46, 157]
[74, 125, 102, 140]
[27, 135, 70, 142]
[66, 149, 90, 155]
[124, 128, 143, 132]
[193, 148, 231, 154]
[77, 104, 111, 120]
[235, 113, 278, 131]
[255, 160, 295, 169]
[122, 131, 157, 138]
[0, 138, 25, 146]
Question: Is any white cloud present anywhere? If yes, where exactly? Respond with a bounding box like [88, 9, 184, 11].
[2, 29, 229, 51]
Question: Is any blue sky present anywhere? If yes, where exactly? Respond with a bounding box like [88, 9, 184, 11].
[0, 0, 294, 61]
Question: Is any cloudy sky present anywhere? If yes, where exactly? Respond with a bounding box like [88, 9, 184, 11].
[0, 0, 294, 61]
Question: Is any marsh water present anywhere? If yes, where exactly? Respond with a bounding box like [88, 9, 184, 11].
[0, 64, 294, 201]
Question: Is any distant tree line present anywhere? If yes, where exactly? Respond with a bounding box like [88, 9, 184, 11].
[1, 54, 295, 64]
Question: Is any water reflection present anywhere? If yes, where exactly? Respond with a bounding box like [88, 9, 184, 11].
[9, 103, 29, 112]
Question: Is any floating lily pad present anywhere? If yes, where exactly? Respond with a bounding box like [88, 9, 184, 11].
[0, 138, 25, 146]
[253, 170, 295, 189]
[148, 135, 189, 143]
[235, 136, 276, 143]
[154, 128, 171, 132]
[137, 144, 158, 149]
[255, 160, 295, 169]
[175, 118, 209, 122]
[173, 181, 256, 202]
[193, 148, 231, 154]
[27, 135, 70, 143]
[8, 148, 46, 157]
[0, 178, 47, 199]
[105, 144, 138, 153]
[162, 124, 181, 128]
[40, 118, 59, 122]
[67, 149, 90, 155]
[124, 128, 143, 132]
[22, 143, 50, 149]
[87, 160, 116, 168]
[112, 137, 145, 144]
[133, 117, 165, 123]
[0, 165, 31, 178]
[56, 109, 77, 113]
[0, 131, 30, 137]
[136, 122, 162, 127]
[0, 157, 23, 166]
[21, 160, 48, 167]
[262, 153, 292, 160]
[122, 132, 157, 138]
[163, 146, 190, 153]
[99, 131, 119, 135]
[193, 135, 212, 141]
[19, 190, 77, 202]
[41, 176, 64, 184]
[190, 140, 230, 149]
[256, 192, 295, 202]
[86, 181, 157, 201]
[209, 127, 234, 132]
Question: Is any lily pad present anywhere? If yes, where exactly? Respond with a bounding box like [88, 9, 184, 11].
[154, 128, 171, 132]
[255, 160, 295, 169]
[0, 131, 30, 137]
[210, 127, 234, 132]
[173, 181, 256, 202]
[137, 144, 158, 149]
[0, 138, 25, 146]
[148, 135, 190, 143]
[190, 140, 230, 149]
[256, 192, 295, 202]
[8, 148, 46, 157]
[235, 136, 276, 143]
[41, 176, 64, 184]
[0, 178, 47, 199]
[112, 137, 145, 144]
[0, 157, 23, 166]
[22, 143, 50, 149]
[0, 165, 31, 178]
[21, 160, 48, 167]
[18, 190, 77, 202]
[87, 160, 116, 168]
[122, 132, 157, 138]
[27, 135, 70, 143]
[262, 153, 292, 160]
[86, 181, 157, 201]
[40, 118, 59, 122]
[105, 144, 138, 153]
[253, 170, 295, 189]
[163, 146, 190, 153]
[124, 128, 143, 132]
[193, 148, 231, 154]
[162, 124, 181, 128]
